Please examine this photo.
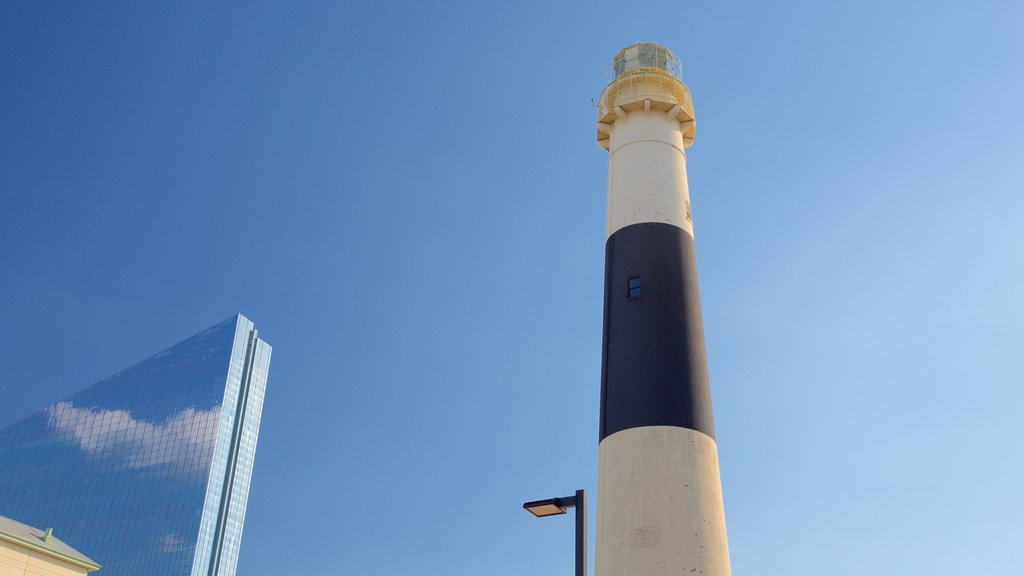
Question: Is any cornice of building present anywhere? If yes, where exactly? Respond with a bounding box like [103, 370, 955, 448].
[0, 530, 101, 572]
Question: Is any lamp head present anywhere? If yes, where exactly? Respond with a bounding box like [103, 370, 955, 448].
[523, 495, 577, 518]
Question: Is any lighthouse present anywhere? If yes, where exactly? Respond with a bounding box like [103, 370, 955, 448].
[594, 43, 731, 576]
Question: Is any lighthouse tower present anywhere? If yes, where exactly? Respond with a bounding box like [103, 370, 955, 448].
[594, 43, 731, 576]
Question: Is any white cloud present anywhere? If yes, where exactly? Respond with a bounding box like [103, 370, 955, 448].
[158, 534, 192, 553]
[45, 401, 221, 476]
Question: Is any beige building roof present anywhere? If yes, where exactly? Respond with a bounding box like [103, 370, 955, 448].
[0, 514, 100, 573]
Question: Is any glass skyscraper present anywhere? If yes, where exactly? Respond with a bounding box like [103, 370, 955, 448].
[0, 315, 271, 576]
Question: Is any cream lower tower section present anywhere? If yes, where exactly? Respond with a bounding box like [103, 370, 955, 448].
[595, 43, 731, 576]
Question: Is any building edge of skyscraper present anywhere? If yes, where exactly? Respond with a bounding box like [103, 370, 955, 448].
[594, 44, 731, 576]
[192, 315, 272, 576]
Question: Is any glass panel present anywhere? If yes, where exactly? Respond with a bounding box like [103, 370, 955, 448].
[613, 43, 677, 78]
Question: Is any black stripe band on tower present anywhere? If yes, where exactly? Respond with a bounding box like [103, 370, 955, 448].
[599, 222, 714, 442]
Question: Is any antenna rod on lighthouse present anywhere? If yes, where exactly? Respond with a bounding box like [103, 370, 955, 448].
[594, 43, 732, 576]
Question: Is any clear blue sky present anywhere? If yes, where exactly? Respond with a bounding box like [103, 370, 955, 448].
[2, 1, 1022, 574]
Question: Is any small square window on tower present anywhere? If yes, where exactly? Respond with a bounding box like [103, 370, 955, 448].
[627, 276, 642, 300]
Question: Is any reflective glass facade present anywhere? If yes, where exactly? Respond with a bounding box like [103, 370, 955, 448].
[0, 315, 271, 576]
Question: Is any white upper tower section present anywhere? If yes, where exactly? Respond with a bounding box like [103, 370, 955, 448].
[597, 43, 698, 239]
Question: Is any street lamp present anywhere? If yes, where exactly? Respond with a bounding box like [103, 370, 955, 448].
[522, 489, 585, 576]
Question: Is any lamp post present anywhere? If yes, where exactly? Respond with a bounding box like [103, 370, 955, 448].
[523, 489, 586, 576]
